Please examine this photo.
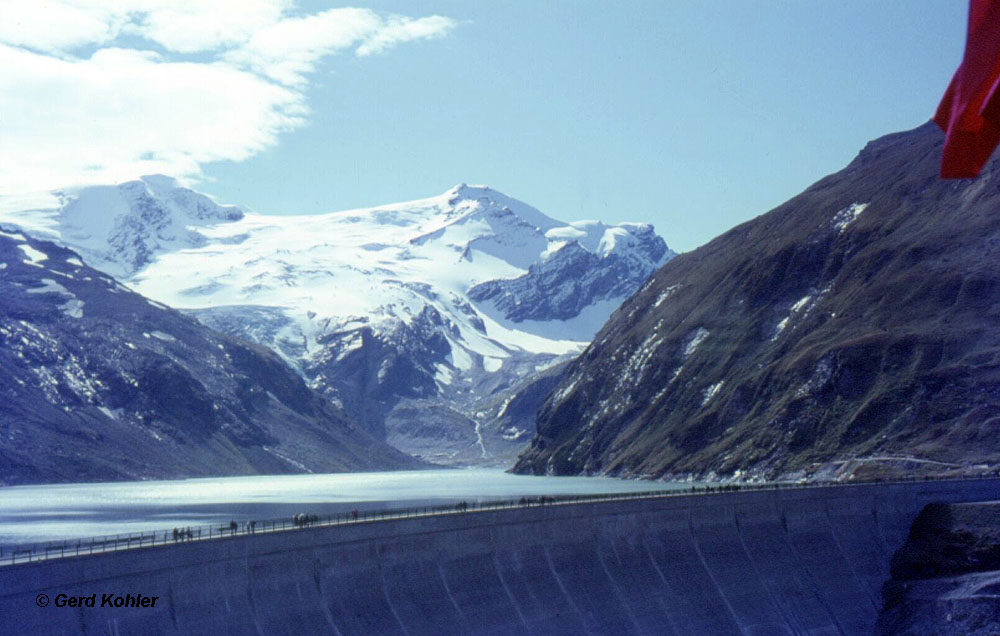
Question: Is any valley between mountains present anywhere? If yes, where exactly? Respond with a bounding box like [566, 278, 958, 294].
[3, 122, 997, 486]
[0, 181, 671, 475]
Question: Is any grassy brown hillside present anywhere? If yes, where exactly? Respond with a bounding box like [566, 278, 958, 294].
[514, 122, 1000, 481]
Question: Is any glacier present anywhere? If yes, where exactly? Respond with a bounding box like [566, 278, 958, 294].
[1, 177, 674, 465]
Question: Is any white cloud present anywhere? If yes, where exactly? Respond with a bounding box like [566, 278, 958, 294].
[127, 1, 293, 54]
[0, 1, 456, 196]
[0, 44, 303, 194]
[224, 8, 383, 86]
[0, 1, 121, 53]
[356, 15, 457, 57]
[0, 1, 296, 54]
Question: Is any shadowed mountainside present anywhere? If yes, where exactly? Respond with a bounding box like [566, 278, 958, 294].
[0, 229, 420, 485]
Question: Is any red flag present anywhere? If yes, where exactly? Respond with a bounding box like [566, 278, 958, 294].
[935, 0, 1000, 178]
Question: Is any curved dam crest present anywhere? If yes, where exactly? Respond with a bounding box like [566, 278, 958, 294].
[2, 479, 998, 636]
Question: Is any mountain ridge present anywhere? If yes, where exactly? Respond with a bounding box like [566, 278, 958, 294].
[514, 121, 1000, 481]
[0, 226, 420, 485]
[1, 179, 674, 465]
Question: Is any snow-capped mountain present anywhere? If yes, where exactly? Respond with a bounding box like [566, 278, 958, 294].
[0, 226, 419, 485]
[1, 175, 245, 279]
[2, 178, 674, 465]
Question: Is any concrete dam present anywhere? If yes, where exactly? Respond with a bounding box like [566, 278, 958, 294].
[2, 478, 998, 636]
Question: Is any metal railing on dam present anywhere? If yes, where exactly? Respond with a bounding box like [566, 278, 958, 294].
[3, 476, 999, 636]
[0, 474, 995, 567]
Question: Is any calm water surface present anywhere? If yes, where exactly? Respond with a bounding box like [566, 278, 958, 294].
[0, 469, 693, 545]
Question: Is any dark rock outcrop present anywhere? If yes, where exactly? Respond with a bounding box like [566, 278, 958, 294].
[876, 501, 1000, 635]
[305, 305, 453, 438]
[468, 227, 670, 322]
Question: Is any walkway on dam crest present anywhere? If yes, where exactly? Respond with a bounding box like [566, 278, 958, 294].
[3, 477, 999, 636]
[1, 476, 984, 567]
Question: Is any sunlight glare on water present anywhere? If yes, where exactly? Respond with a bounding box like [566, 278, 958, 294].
[0, 469, 692, 545]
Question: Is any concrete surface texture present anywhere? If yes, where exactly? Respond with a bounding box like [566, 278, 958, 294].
[1, 479, 998, 636]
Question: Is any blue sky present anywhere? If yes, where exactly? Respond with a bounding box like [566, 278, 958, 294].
[0, 2, 968, 252]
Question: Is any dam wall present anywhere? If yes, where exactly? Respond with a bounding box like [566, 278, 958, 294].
[2, 479, 999, 636]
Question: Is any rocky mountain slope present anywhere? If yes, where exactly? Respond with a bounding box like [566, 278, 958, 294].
[514, 122, 1000, 481]
[0, 227, 420, 485]
[2, 180, 673, 465]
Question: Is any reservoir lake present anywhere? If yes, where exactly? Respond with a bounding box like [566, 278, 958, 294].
[0, 469, 693, 546]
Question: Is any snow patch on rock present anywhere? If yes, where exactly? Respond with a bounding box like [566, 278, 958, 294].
[684, 327, 710, 358]
[831, 202, 869, 233]
[702, 380, 725, 406]
[654, 285, 681, 308]
[19, 244, 48, 266]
